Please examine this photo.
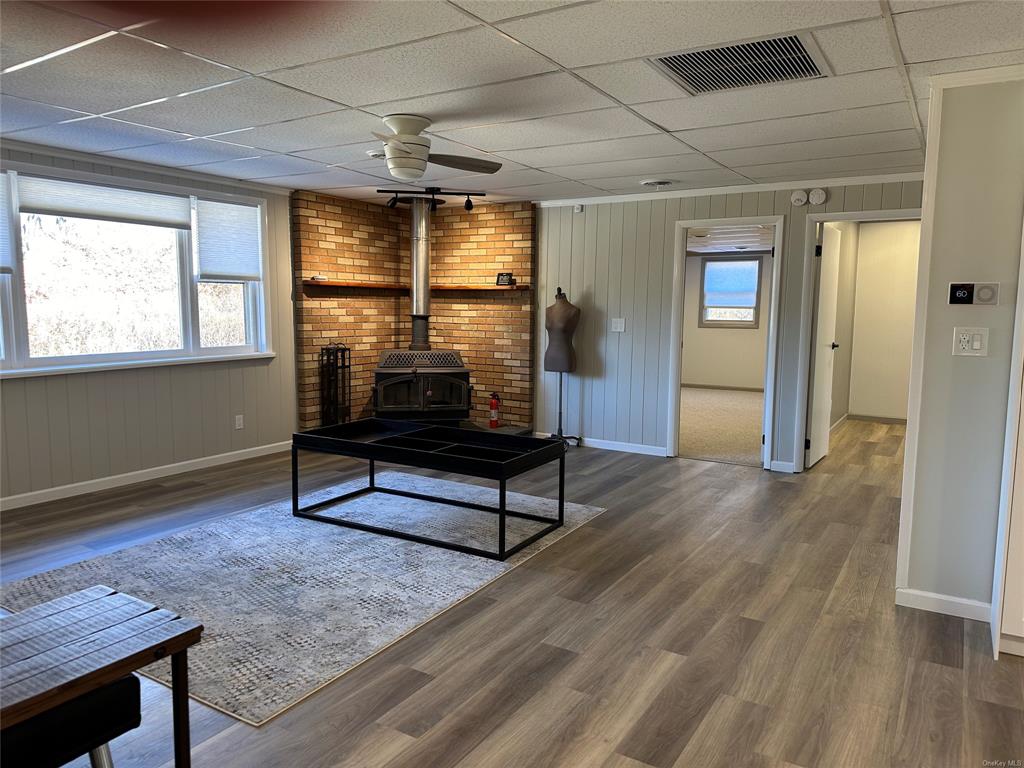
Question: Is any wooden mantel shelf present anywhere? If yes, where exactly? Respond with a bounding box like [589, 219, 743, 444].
[302, 279, 531, 291]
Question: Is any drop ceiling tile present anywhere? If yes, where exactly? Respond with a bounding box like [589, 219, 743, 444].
[493, 180, 609, 200]
[378, 168, 561, 192]
[907, 50, 1024, 99]
[255, 168, 392, 190]
[437, 107, 657, 151]
[266, 27, 555, 107]
[189, 154, 327, 180]
[112, 78, 341, 135]
[210, 110, 384, 153]
[745, 164, 925, 182]
[2, 34, 243, 115]
[0, 95, 89, 134]
[495, 133, 684, 166]
[586, 168, 749, 192]
[37, 1, 157, 28]
[889, 0, 968, 12]
[734, 150, 925, 180]
[543, 153, 719, 180]
[498, 0, 881, 68]
[813, 18, 897, 74]
[673, 102, 915, 151]
[1, 34, 243, 114]
[134, 1, 474, 73]
[893, 1, 1024, 63]
[708, 129, 921, 166]
[103, 138, 261, 167]
[0, 2, 109, 69]
[452, 0, 581, 22]
[633, 69, 906, 131]
[573, 60, 686, 103]
[294, 141, 384, 165]
[3, 116, 187, 153]
[363, 73, 614, 131]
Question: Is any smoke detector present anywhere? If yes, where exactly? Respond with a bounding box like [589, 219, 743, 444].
[640, 179, 676, 189]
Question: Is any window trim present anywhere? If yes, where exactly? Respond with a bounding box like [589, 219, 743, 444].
[0, 167, 273, 377]
[698, 254, 764, 329]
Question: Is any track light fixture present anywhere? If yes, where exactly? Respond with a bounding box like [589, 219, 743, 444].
[429, 192, 439, 212]
[464, 195, 473, 211]
[386, 194, 398, 208]
[374, 188, 487, 210]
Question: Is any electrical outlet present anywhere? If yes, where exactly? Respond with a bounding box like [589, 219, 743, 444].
[234, 414, 244, 430]
[953, 327, 988, 357]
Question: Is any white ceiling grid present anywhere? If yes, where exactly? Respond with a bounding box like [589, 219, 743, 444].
[0, 0, 1019, 203]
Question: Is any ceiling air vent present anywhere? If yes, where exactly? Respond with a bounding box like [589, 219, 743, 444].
[650, 34, 827, 95]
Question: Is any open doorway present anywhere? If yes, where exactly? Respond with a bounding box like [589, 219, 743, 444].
[677, 223, 777, 467]
[804, 214, 922, 469]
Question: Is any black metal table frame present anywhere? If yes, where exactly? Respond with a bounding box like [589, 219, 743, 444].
[291, 449, 565, 561]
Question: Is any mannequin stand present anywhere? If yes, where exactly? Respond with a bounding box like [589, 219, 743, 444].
[550, 371, 581, 447]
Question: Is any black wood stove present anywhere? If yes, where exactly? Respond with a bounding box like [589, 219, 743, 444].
[372, 196, 472, 421]
[373, 349, 471, 420]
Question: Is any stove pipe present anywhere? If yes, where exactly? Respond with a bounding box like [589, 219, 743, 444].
[409, 197, 431, 351]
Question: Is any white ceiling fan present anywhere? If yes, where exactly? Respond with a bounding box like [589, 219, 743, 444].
[371, 114, 502, 181]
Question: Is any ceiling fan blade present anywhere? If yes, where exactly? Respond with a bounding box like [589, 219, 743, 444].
[427, 154, 502, 174]
[372, 131, 411, 154]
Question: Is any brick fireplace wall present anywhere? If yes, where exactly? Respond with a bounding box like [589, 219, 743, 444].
[291, 192, 535, 429]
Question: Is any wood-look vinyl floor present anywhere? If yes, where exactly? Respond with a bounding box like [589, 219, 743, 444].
[1, 420, 1021, 768]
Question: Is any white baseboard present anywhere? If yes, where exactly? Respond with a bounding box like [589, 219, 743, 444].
[0, 441, 292, 511]
[894, 587, 991, 621]
[830, 414, 848, 431]
[534, 433, 666, 456]
[1000, 634, 1024, 657]
[582, 437, 666, 456]
[770, 460, 797, 473]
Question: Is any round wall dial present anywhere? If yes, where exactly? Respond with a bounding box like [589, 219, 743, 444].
[790, 190, 808, 206]
[809, 188, 828, 205]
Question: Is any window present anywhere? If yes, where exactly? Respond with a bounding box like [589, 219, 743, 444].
[700, 256, 761, 328]
[0, 170, 268, 374]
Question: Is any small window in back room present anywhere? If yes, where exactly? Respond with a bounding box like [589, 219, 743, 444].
[700, 256, 761, 328]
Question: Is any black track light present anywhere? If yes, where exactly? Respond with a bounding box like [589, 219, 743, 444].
[429, 196, 439, 212]
[386, 194, 398, 208]
[464, 195, 473, 211]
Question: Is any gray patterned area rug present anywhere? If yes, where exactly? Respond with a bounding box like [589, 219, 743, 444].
[1, 472, 605, 726]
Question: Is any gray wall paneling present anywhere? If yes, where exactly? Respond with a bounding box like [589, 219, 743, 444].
[535, 179, 923, 462]
[0, 148, 297, 497]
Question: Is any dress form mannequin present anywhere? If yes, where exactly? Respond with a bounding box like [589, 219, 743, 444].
[544, 288, 582, 446]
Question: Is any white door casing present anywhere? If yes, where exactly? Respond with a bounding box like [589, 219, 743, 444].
[806, 223, 842, 468]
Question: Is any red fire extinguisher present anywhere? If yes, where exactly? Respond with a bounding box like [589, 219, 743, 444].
[489, 392, 501, 429]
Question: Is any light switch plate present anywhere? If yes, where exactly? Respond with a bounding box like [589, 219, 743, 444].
[611, 318, 625, 332]
[953, 327, 988, 356]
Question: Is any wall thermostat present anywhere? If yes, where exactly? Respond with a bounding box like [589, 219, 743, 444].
[790, 190, 808, 206]
[949, 282, 999, 305]
[808, 188, 827, 205]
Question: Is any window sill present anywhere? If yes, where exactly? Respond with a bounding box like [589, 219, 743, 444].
[0, 351, 276, 380]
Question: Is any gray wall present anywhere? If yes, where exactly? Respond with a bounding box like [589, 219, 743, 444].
[536, 180, 923, 461]
[830, 221, 859, 427]
[905, 79, 1024, 604]
[0, 145, 296, 499]
[681, 251, 772, 391]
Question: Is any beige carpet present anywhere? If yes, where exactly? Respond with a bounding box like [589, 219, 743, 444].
[678, 386, 764, 467]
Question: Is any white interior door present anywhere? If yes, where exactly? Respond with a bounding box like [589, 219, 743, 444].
[806, 224, 842, 468]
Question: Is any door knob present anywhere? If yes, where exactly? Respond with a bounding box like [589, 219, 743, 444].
[831, 342, 840, 349]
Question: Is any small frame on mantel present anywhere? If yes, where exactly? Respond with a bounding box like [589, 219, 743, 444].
[496, 272, 516, 286]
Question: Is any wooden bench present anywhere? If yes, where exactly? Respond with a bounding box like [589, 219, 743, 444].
[1, 585, 203, 767]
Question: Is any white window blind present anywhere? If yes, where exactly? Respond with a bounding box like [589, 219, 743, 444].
[0, 173, 12, 274]
[195, 199, 262, 281]
[17, 175, 191, 228]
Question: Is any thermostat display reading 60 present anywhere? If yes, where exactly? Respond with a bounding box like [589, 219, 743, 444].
[949, 282, 1000, 306]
